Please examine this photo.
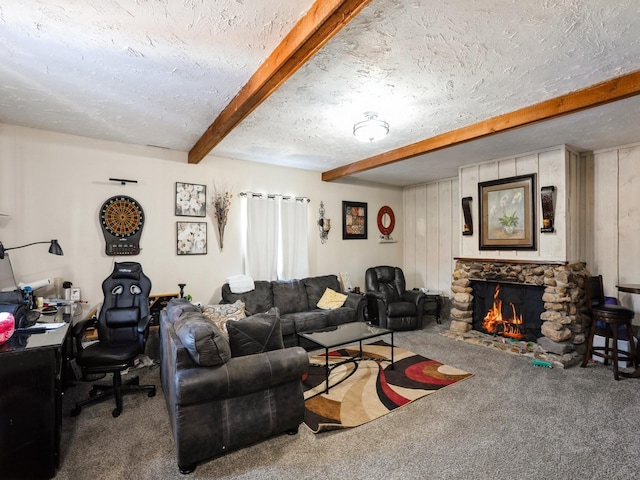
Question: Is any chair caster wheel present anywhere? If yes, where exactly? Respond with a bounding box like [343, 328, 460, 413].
[70, 406, 81, 417]
[112, 407, 122, 417]
[286, 426, 299, 435]
[148, 388, 156, 397]
[179, 464, 196, 474]
[89, 388, 98, 397]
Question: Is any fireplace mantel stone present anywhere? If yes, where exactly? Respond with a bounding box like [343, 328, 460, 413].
[446, 258, 591, 367]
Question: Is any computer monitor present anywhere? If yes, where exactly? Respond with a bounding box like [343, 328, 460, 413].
[0, 254, 19, 293]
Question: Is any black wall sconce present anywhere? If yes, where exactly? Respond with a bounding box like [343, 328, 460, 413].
[540, 186, 555, 233]
[461, 197, 473, 235]
[318, 201, 331, 244]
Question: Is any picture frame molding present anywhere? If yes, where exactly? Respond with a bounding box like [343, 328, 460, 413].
[342, 201, 368, 240]
[478, 174, 536, 250]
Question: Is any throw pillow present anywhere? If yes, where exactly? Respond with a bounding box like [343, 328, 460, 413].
[226, 307, 284, 357]
[316, 288, 348, 310]
[174, 311, 231, 366]
[201, 300, 246, 338]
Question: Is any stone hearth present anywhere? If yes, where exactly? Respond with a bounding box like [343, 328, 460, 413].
[444, 258, 591, 367]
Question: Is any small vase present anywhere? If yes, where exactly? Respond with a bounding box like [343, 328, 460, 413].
[504, 225, 514, 235]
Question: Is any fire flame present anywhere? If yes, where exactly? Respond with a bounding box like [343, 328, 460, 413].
[482, 285, 525, 339]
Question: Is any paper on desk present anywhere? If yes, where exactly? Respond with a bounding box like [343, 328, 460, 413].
[31, 322, 65, 330]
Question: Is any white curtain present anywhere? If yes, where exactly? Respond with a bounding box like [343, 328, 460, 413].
[245, 195, 278, 281]
[279, 198, 309, 279]
[244, 195, 309, 281]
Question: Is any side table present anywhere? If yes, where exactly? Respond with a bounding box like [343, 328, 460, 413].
[421, 289, 443, 324]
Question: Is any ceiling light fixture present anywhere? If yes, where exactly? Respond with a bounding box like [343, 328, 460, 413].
[353, 112, 389, 142]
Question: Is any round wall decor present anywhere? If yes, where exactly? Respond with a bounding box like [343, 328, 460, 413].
[99, 195, 145, 256]
[377, 206, 395, 236]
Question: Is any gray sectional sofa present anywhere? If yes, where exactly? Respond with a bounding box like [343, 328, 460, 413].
[221, 274, 367, 348]
[159, 299, 309, 474]
[158, 274, 363, 473]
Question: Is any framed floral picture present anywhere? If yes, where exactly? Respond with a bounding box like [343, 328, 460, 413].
[478, 174, 536, 250]
[175, 182, 206, 217]
[177, 222, 207, 255]
[342, 201, 368, 240]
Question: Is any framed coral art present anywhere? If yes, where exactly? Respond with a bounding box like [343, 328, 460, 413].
[175, 182, 206, 217]
[177, 222, 207, 255]
[478, 174, 536, 250]
[342, 201, 367, 240]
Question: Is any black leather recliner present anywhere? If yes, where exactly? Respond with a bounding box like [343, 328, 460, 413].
[365, 266, 425, 330]
[71, 262, 156, 417]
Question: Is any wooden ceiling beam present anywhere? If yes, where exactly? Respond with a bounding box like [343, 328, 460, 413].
[322, 69, 640, 182]
[188, 0, 372, 164]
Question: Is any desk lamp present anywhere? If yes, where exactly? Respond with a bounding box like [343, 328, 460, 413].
[0, 239, 64, 260]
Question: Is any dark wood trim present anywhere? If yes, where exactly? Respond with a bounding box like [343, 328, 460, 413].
[322, 69, 640, 182]
[188, 0, 372, 164]
[617, 285, 640, 295]
[454, 257, 568, 265]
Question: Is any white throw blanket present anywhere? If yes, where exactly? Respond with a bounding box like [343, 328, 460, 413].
[226, 274, 255, 294]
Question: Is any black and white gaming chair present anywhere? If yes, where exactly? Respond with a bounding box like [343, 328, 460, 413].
[71, 262, 156, 417]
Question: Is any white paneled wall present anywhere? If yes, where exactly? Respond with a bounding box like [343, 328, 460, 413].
[590, 143, 640, 323]
[403, 144, 590, 299]
[403, 178, 459, 296]
[461, 147, 567, 261]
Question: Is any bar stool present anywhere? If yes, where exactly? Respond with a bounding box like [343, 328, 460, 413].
[581, 275, 638, 380]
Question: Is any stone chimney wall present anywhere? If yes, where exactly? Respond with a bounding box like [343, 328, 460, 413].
[449, 259, 591, 351]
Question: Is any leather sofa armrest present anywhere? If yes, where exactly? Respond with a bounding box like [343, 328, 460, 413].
[402, 289, 425, 306]
[174, 346, 309, 405]
[344, 292, 367, 321]
[364, 293, 387, 327]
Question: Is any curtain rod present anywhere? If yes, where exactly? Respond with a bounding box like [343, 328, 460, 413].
[239, 192, 310, 203]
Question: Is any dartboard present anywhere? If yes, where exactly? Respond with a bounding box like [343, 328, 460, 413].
[99, 195, 145, 256]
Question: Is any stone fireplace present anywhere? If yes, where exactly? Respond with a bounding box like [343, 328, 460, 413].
[444, 258, 591, 367]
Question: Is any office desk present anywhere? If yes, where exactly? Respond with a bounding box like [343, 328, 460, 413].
[0, 305, 76, 479]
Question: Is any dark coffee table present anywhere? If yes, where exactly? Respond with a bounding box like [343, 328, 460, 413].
[298, 322, 394, 393]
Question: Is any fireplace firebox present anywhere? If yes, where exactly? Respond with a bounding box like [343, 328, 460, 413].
[472, 281, 544, 342]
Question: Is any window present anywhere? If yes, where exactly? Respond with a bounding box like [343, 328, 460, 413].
[243, 194, 309, 280]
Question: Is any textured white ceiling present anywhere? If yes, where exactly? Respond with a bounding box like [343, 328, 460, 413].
[1, 0, 639, 186]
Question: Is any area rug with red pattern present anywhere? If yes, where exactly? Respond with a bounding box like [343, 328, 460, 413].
[302, 340, 472, 433]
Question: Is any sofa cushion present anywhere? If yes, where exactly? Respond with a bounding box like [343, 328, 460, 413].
[165, 298, 200, 324]
[325, 307, 358, 326]
[271, 280, 309, 315]
[302, 274, 341, 309]
[285, 307, 357, 334]
[282, 310, 330, 335]
[221, 281, 273, 316]
[201, 300, 246, 338]
[174, 311, 231, 366]
[316, 288, 348, 310]
[227, 308, 284, 357]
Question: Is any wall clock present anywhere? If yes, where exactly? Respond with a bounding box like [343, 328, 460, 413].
[377, 206, 395, 237]
[99, 195, 145, 256]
